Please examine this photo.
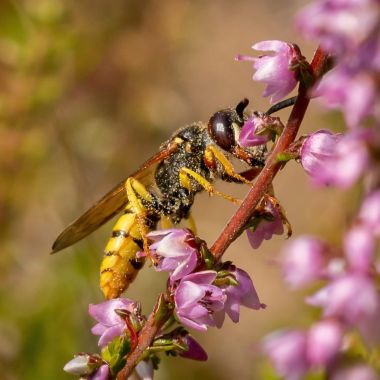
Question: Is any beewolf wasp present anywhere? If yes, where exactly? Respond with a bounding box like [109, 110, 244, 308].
[52, 97, 293, 299]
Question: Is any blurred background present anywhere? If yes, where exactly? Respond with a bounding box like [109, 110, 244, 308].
[0, 1, 350, 379]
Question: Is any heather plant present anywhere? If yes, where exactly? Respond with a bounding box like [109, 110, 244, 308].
[63, 1, 380, 379]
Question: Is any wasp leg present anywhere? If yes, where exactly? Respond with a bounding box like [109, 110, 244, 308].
[179, 167, 240, 204]
[204, 145, 252, 185]
[124, 177, 156, 254]
[262, 193, 292, 238]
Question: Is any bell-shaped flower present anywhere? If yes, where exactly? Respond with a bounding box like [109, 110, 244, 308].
[214, 265, 264, 326]
[174, 271, 226, 331]
[89, 364, 110, 380]
[177, 334, 208, 361]
[344, 224, 375, 273]
[306, 320, 343, 367]
[306, 273, 379, 326]
[359, 190, 380, 235]
[296, 0, 380, 58]
[63, 354, 109, 380]
[313, 65, 376, 128]
[246, 197, 284, 249]
[263, 330, 309, 380]
[280, 236, 326, 289]
[236, 40, 300, 103]
[147, 228, 198, 282]
[300, 129, 369, 188]
[239, 113, 284, 148]
[239, 116, 272, 147]
[89, 298, 136, 347]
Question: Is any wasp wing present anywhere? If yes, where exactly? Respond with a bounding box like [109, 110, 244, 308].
[51, 142, 178, 254]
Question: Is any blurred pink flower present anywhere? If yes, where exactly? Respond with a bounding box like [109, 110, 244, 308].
[236, 40, 300, 103]
[263, 330, 309, 380]
[296, 0, 380, 57]
[306, 273, 379, 325]
[306, 320, 343, 367]
[359, 190, 380, 235]
[301, 129, 369, 188]
[314, 66, 376, 128]
[344, 224, 374, 273]
[280, 236, 326, 289]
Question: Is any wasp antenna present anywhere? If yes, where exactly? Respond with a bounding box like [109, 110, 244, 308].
[266, 96, 298, 115]
[235, 98, 249, 118]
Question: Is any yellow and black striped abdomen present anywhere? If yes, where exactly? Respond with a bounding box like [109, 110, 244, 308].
[100, 204, 145, 299]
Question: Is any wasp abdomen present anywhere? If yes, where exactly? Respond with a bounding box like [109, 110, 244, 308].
[100, 208, 145, 299]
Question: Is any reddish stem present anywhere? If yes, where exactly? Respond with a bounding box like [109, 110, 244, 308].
[116, 46, 328, 380]
[211, 46, 328, 260]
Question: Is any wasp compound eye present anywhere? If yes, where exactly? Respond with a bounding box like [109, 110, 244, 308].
[208, 110, 236, 151]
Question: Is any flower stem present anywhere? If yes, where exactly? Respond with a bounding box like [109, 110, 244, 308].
[211, 46, 328, 261]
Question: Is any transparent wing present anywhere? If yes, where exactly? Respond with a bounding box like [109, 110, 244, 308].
[51, 142, 177, 253]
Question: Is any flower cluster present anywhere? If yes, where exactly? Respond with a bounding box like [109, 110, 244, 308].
[147, 229, 265, 331]
[237, 1, 380, 378]
[264, 191, 380, 378]
[297, 0, 380, 129]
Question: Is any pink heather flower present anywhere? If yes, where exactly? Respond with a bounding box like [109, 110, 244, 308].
[301, 129, 369, 188]
[344, 225, 375, 273]
[177, 335, 208, 361]
[239, 116, 271, 147]
[89, 364, 110, 380]
[214, 265, 264, 326]
[174, 271, 226, 331]
[306, 320, 343, 367]
[330, 364, 379, 380]
[280, 236, 326, 289]
[89, 298, 136, 347]
[306, 273, 379, 326]
[246, 198, 284, 249]
[147, 228, 198, 282]
[314, 65, 376, 128]
[263, 330, 309, 380]
[359, 190, 380, 235]
[63, 355, 109, 380]
[236, 40, 299, 103]
[296, 0, 380, 57]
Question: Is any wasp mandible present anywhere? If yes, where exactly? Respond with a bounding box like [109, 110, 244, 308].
[51, 98, 269, 299]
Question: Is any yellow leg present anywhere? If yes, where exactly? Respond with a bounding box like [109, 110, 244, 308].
[179, 167, 240, 204]
[160, 215, 173, 230]
[125, 177, 154, 253]
[205, 145, 251, 185]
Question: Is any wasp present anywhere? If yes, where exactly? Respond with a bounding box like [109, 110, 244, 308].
[51, 98, 268, 299]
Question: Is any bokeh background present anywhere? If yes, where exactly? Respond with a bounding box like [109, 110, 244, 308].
[0, 1, 350, 379]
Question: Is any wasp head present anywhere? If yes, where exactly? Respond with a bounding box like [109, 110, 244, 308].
[208, 98, 265, 167]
